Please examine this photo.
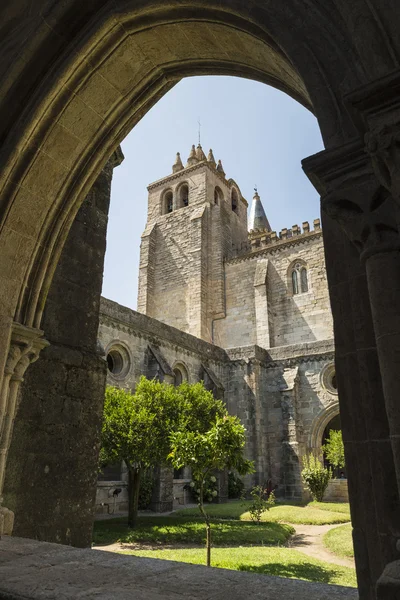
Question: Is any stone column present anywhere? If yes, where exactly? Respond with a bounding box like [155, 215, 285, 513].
[303, 139, 400, 599]
[2, 149, 123, 547]
[0, 323, 48, 537]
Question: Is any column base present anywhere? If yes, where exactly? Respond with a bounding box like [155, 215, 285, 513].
[0, 505, 14, 536]
[377, 560, 400, 599]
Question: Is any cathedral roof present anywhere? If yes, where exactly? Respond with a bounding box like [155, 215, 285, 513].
[248, 191, 271, 232]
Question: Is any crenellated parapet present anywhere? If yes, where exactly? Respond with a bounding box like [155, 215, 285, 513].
[231, 218, 322, 258]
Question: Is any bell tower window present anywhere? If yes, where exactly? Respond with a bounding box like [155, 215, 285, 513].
[162, 190, 173, 215]
[231, 188, 239, 213]
[179, 183, 189, 208]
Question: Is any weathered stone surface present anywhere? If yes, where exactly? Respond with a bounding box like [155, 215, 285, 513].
[2, 158, 120, 547]
[0, 537, 358, 600]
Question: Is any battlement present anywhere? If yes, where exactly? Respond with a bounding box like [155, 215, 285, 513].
[231, 218, 321, 258]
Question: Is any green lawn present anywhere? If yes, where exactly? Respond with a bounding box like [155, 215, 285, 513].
[121, 546, 357, 588]
[93, 516, 294, 546]
[174, 500, 351, 525]
[323, 523, 354, 559]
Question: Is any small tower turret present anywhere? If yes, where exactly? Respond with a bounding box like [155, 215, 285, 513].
[216, 159, 225, 177]
[196, 143, 207, 161]
[186, 144, 198, 167]
[248, 190, 271, 232]
[172, 152, 184, 173]
[207, 148, 216, 168]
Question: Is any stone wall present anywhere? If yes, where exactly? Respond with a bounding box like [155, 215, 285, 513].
[214, 230, 333, 349]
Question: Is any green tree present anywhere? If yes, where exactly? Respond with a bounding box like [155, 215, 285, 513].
[323, 430, 345, 476]
[100, 378, 180, 527]
[301, 453, 331, 502]
[169, 414, 254, 567]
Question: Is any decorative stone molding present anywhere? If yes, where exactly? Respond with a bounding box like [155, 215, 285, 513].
[0, 322, 49, 537]
[303, 139, 400, 260]
[348, 70, 400, 207]
[322, 183, 399, 261]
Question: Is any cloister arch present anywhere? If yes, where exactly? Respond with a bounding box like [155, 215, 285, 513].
[1, 2, 400, 598]
[309, 401, 340, 453]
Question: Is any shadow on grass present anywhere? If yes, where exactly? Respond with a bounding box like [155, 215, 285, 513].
[93, 516, 293, 547]
[238, 561, 343, 584]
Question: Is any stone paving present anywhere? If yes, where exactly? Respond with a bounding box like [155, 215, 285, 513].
[0, 537, 358, 599]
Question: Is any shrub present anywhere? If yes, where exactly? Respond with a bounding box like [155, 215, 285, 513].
[247, 485, 275, 524]
[301, 454, 331, 502]
[228, 471, 245, 499]
[323, 430, 345, 477]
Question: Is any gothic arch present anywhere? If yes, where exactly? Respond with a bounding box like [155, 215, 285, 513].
[309, 401, 340, 452]
[172, 361, 189, 385]
[0, 0, 368, 347]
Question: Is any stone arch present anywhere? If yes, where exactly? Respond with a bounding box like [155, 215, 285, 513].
[1, 3, 399, 592]
[231, 188, 239, 213]
[309, 401, 340, 453]
[172, 361, 189, 386]
[214, 186, 224, 205]
[0, 0, 366, 346]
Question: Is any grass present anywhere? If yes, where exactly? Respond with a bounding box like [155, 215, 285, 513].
[93, 516, 294, 547]
[120, 546, 357, 588]
[323, 523, 354, 559]
[174, 500, 351, 525]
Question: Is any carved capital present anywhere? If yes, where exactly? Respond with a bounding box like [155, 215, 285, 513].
[366, 124, 400, 202]
[0, 322, 49, 537]
[322, 184, 400, 260]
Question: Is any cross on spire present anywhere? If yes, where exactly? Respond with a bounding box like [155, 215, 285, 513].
[198, 117, 201, 145]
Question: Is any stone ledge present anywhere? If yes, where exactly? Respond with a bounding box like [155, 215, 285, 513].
[0, 537, 358, 599]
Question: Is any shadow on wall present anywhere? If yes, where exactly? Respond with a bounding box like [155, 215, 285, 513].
[267, 262, 319, 347]
[151, 228, 189, 330]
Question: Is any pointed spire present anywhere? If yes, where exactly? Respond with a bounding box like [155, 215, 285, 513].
[196, 143, 206, 161]
[207, 149, 216, 168]
[186, 144, 199, 167]
[248, 190, 271, 232]
[216, 159, 225, 177]
[172, 152, 184, 174]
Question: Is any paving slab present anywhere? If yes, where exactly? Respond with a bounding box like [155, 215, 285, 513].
[0, 537, 358, 599]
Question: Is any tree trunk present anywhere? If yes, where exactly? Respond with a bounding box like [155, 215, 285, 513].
[128, 466, 142, 528]
[198, 481, 211, 567]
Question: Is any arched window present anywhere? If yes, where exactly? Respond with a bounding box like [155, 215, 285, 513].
[162, 190, 173, 214]
[231, 188, 238, 213]
[291, 262, 308, 294]
[179, 183, 189, 208]
[174, 368, 183, 386]
[173, 363, 188, 386]
[214, 186, 223, 205]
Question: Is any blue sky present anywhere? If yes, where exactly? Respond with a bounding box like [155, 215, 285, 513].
[102, 76, 324, 309]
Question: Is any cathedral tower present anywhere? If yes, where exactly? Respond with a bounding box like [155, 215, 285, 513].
[137, 144, 248, 342]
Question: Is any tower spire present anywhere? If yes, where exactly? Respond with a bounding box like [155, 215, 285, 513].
[248, 189, 271, 232]
[172, 152, 184, 173]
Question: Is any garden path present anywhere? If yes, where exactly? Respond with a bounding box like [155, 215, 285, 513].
[288, 523, 354, 569]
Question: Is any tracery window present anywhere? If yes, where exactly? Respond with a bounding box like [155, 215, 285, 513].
[291, 262, 308, 294]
